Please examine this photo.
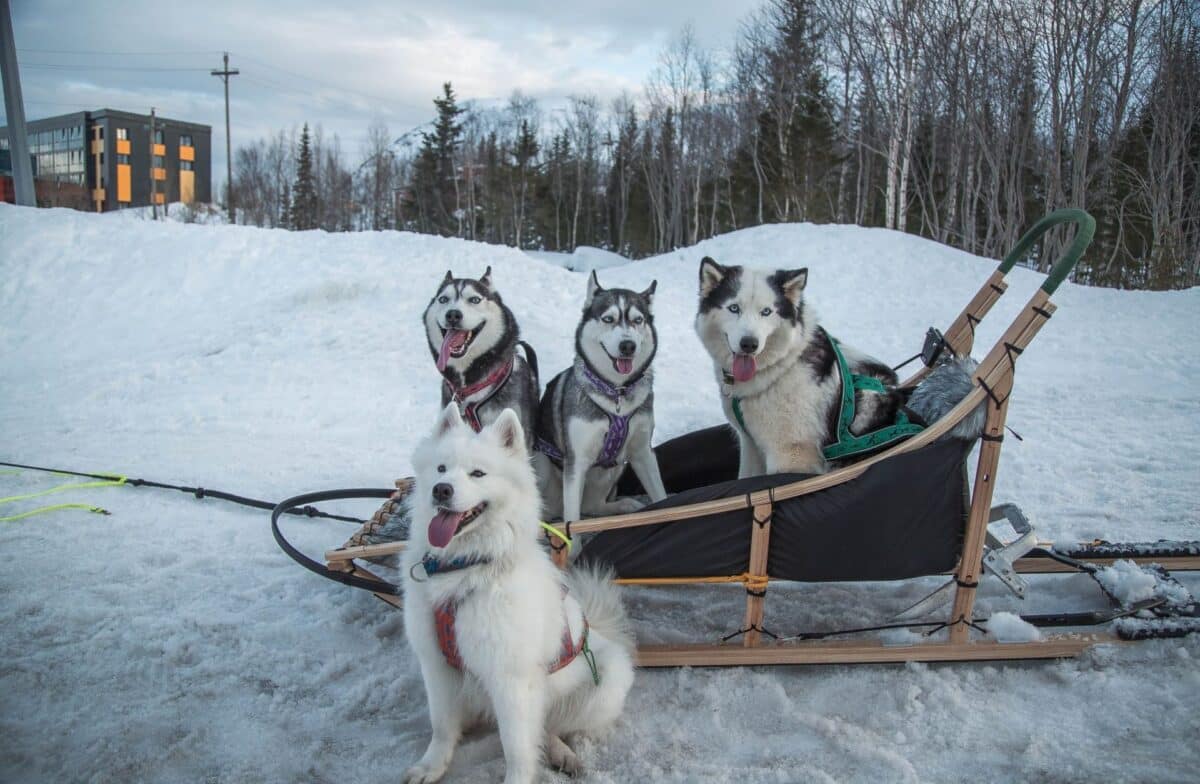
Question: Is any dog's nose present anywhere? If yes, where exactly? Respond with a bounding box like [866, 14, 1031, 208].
[445, 309, 463, 327]
[432, 482, 454, 504]
[739, 336, 759, 354]
[618, 339, 637, 357]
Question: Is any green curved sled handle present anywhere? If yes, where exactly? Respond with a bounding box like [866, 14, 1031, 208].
[996, 208, 1096, 295]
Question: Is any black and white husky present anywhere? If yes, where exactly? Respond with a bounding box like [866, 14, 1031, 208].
[423, 267, 539, 446]
[534, 272, 668, 522]
[695, 257, 903, 477]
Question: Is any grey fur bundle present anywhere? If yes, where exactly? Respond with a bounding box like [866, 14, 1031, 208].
[906, 356, 986, 440]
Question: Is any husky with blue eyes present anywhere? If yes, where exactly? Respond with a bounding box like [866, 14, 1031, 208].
[695, 257, 903, 478]
[534, 271, 668, 525]
[423, 267, 539, 448]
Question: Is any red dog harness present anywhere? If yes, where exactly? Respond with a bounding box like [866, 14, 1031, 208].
[443, 357, 514, 432]
[434, 593, 590, 674]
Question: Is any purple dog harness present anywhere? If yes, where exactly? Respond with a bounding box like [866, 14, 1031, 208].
[536, 364, 638, 469]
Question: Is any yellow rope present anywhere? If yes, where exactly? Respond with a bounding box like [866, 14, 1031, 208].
[615, 572, 770, 591]
[540, 521, 573, 553]
[0, 474, 125, 522]
[0, 503, 111, 522]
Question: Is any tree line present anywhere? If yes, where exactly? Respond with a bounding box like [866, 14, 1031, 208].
[229, 0, 1199, 290]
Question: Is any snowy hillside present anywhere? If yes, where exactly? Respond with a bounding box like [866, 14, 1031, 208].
[1, 204, 1198, 783]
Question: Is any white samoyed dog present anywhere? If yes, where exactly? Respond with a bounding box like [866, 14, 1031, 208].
[401, 404, 635, 784]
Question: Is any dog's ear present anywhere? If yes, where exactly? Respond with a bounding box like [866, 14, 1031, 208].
[435, 403, 464, 436]
[479, 266, 493, 290]
[776, 268, 808, 305]
[488, 408, 525, 455]
[640, 279, 657, 302]
[699, 257, 726, 297]
[586, 270, 604, 301]
[440, 270, 454, 287]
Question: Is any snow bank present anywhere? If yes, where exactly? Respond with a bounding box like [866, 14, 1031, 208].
[2, 204, 1199, 783]
[524, 244, 631, 272]
[109, 201, 230, 225]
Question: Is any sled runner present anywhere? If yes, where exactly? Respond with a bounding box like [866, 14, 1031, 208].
[279, 209, 1200, 666]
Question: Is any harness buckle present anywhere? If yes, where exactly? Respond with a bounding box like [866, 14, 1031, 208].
[921, 327, 946, 367]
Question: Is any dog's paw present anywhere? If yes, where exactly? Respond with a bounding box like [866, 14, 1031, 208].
[546, 735, 583, 777]
[402, 762, 447, 784]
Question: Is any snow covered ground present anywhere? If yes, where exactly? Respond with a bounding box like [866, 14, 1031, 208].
[1, 204, 1198, 783]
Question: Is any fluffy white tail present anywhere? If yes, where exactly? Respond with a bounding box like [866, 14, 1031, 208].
[566, 563, 635, 656]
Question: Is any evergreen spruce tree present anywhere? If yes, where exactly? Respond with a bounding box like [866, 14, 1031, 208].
[511, 119, 539, 248]
[279, 183, 291, 229]
[410, 83, 466, 236]
[291, 124, 318, 230]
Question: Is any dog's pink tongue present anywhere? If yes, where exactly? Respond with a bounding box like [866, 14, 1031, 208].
[614, 357, 634, 375]
[428, 509, 466, 548]
[437, 329, 469, 372]
[731, 353, 757, 383]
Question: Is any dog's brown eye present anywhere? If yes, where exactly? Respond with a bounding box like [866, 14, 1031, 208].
[437, 464, 446, 473]
[760, 307, 772, 317]
[727, 303, 741, 314]
[470, 469, 486, 478]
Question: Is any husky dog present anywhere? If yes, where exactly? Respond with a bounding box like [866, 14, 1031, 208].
[423, 267, 539, 446]
[401, 405, 635, 784]
[534, 272, 668, 523]
[696, 257, 903, 477]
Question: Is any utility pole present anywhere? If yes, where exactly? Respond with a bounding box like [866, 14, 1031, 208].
[149, 106, 157, 219]
[210, 51, 238, 223]
[0, 0, 35, 207]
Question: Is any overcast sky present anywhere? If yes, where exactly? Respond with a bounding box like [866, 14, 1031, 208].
[6, 0, 760, 188]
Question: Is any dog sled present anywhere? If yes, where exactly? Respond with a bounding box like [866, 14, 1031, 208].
[276, 209, 1200, 667]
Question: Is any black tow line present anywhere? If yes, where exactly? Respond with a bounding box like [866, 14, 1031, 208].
[272, 488, 402, 595]
[0, 460, 366, 524]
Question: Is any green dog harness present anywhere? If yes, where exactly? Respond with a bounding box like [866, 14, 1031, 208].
[728, 335, 924, 462]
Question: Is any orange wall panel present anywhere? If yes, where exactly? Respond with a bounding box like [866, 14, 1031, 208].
[180, 170, 195, 203]
[153, 168, 167, 181]
[117, 165, 131, 202]
[116, 139, 131, 155]
[179, 145, 195, 162]
[153, 143, 166, 156]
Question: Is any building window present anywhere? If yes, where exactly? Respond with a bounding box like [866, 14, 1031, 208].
[154, 129, 165, 144]
[117, 153, 130, 165]
[97, 127, 104, 140]
[180, 134, 193, 147]
[153, 155, 165, 168]
[116, 128, 128, 140]
[181, 160, 194, 171]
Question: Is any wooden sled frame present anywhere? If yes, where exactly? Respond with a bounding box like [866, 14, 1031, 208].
[322, 210, 1173, 666]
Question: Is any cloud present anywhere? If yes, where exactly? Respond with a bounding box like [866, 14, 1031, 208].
[5, 0, 760, 185]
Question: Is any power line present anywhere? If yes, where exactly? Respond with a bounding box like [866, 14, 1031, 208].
[17, 47, 223, 56]
[18, 51, 405, 113]
[18, 62, 213, 72]
[229, 51, 399, 110]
